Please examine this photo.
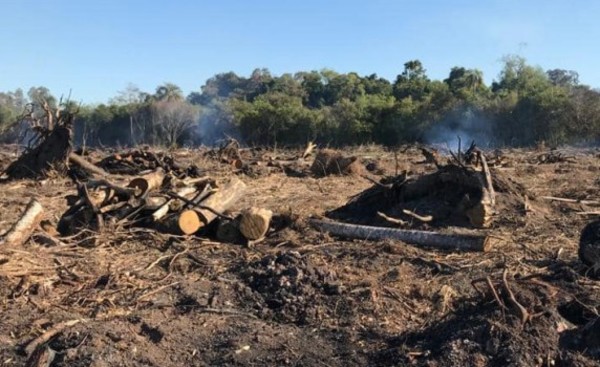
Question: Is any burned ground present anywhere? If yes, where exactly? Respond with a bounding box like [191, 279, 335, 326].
[1, 145, 600, 366]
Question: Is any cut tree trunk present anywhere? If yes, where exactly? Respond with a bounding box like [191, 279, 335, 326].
[151, 186, 197, 221]
[310, 218, 492, 252]
[0, 199, 44, 247]
[128, 168, 165, 197]
[239, 207, 273, 240]
[194, 177, 247, 228]
[162, 209, 201, 235]
[68, 153, 109, 177]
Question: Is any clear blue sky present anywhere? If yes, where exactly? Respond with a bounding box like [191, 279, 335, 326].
[2, 0, 599, 103]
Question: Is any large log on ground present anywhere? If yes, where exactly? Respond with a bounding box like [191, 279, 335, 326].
[195, 177, 246, 228]
[128, 168, 165, 197]
[310, 218, 492, 252]
[162, 209, 202, 235]
[239, 207, 273, 240]
[0, 199, 44, 247]
[68, 153, 109, 177]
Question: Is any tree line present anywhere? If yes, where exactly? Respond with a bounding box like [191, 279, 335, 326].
[1, 55, 599, 148]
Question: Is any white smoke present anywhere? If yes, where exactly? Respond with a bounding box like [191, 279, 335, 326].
[424, 107, 494, 151]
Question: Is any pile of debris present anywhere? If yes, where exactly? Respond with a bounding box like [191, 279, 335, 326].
[318, 143, 540, 252]
[98, 149, 202, 177]
[532, 150, 576, 165]
[204, 139, 368, 178]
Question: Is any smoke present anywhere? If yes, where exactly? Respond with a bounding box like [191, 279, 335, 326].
[424, 107, 494, 151]
[191, 100, 241, 146]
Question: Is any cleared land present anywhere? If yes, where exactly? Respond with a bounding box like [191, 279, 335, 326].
[0, 144, 599, 366]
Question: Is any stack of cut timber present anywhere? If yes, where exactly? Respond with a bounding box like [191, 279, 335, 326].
[58, 169, 247, 237]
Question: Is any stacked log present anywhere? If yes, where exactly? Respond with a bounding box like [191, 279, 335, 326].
[57, 172, 247, 237]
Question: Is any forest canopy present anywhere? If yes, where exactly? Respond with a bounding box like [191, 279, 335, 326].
[1, 56, 599, 148]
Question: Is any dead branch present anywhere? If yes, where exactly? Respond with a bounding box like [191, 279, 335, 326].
[377, 211, 407, 226]
[402, 209, 433, 222]
[24, 319, 83, 357]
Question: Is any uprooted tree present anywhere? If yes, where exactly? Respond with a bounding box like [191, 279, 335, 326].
[4, 100, 77, 179]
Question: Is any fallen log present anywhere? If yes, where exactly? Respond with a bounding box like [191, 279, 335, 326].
[68, 153, 109, 177]
[0, 199, 44, 247]
[151, 186, 197, 221]
[239, 207, 273, 240]
[193, 177, 247, 228]
[162, 209, 202, 235]
[128, 168, 165, 197]
[309, 218, 492, 252]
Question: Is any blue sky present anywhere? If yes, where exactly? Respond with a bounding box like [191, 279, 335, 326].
[2, 0, 599, 103]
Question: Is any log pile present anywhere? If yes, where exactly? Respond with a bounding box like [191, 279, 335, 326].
[57, 172, 247, 237]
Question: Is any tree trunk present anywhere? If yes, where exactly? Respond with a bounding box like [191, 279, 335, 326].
[161, 209, 201, 235]
[68, 153, 109, 177]
[127, 168, 165, 197]
[239, 207, 273, 240]
[0, 199, 44, 247]
[194, 177, 246, 228]
[309, 219, 492, 252]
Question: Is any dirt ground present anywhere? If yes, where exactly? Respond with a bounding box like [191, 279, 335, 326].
[1, 144, 600, 366]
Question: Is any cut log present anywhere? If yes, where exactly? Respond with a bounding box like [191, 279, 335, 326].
[162, 210, 201, 235]
[144, 196, 169, 211]
[86, 179, 137, 200]
[239, 207, 273, 240]
[151, 186, 197, 221]
[0, 199, 44, 247]
[68, 153, 109, 177]
[310, 219, 492, 252]
[194, 177, 247, 228]
[128, 168, 165, 197]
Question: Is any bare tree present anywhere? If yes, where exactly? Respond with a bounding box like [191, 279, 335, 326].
[151, 100, 199, 147]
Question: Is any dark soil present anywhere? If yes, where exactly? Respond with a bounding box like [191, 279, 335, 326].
[1, 145, 600, 366]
